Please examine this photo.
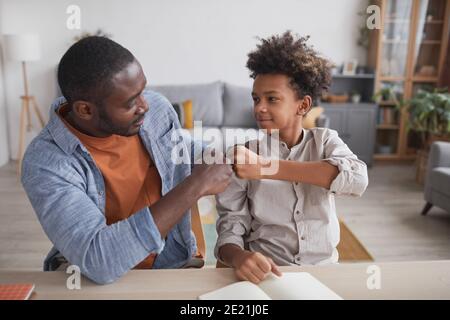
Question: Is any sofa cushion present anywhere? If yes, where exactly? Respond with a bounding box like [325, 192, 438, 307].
[223, 83, 257, 127]
[430, 167, 450, 197]
[150, 81, 224, 126]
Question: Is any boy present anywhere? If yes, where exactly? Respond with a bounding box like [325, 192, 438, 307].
[215, 31, 369, 284]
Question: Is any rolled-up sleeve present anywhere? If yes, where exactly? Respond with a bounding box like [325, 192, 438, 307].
[322, 130, 368, 197]
[214, 173, 252, 262]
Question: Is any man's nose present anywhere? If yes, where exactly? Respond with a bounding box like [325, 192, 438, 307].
[136, 95, 149, 114]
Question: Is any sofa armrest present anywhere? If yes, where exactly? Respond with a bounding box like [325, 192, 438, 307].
[427, 141, 450, 170]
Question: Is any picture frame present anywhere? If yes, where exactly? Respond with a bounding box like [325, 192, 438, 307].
[342, 59, 358, 75]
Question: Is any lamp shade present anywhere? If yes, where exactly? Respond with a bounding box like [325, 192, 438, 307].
[3, 34, 41, 61]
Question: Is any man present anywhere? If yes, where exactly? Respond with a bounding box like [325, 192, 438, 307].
[21, 36, 232, 284]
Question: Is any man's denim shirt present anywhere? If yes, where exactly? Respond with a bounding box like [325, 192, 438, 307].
[21, 90, 198, 285]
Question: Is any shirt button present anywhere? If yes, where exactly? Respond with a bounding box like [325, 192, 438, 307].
[301, 236, 306, 241]
[98, 191, 104, 196]
[295, 210, 300, 215]
[295, 257, 301, 263]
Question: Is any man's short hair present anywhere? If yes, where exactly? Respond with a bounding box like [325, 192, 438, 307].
[57, 36, 135, 105]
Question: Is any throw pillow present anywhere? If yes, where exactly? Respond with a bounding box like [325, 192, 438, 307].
[171, 99, 193, 129]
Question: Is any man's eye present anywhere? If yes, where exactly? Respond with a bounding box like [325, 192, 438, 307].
[268, 97, 278, 102]
[252, 97, 259, 103]
[128, 100, 136, 108]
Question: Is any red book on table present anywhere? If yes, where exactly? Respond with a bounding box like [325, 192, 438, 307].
[0, 283, 35, 300]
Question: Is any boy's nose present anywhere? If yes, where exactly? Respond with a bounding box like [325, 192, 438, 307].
[254, 102, 267, 113]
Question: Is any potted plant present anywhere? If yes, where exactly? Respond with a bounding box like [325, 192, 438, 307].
[405, 88, 450, 149]
[350, 90, 361, 103]
[373, 86, 401, 104]
[404, 88, 450, 184]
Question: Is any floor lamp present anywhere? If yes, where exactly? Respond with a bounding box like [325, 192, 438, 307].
[4, 34, 45, 175]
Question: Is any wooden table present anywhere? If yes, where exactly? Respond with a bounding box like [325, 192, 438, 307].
[1, 260, 449, 300]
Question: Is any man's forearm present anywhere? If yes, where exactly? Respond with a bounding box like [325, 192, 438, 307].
[263, 160, 339, 189]
[150, 175, 203, 238]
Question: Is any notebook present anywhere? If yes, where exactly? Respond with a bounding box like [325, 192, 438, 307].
[198, 272, 342, 300]
[0, 283, 35, 300]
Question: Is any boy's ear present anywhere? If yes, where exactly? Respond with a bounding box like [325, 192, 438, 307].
[72, 100, 96, 120]
[297, 95, 312, 116]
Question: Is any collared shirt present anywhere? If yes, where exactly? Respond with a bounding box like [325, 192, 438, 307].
[21, 90, 198, 284]
[215, 128, 369, 266]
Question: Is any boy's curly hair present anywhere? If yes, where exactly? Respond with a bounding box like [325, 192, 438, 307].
[247, 31, 333, 103]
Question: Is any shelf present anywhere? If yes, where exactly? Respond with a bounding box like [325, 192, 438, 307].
[332, 74, 375, 79]
[377, 124, 399, 130]
[378, 101, 400, 106]
[374, 154, 398, 160]
[385, 19, 410, 23]
[412, 76, 439, 82]
[379, 76, 405, 81]
[374, 154, 416, 161]
[379, 76, 439, 82]
[421, 40, 441, 45]
[383, 39, 408, 44]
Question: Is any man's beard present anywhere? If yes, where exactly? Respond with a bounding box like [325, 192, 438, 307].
[97, 104, 138, 136]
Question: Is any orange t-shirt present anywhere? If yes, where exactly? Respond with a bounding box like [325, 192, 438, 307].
[59, 105, 160, 269]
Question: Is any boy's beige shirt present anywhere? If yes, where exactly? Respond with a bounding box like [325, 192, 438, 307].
[215, 128, 368, 266]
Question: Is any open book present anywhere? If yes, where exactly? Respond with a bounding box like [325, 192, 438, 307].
[199, 272, 342, 300]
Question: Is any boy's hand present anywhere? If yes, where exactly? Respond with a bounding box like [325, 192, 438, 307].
[232, 146, 270, 180]
[232, 250, 282, 284]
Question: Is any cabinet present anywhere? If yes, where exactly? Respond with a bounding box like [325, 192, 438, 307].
[368, 0, 450, 160]
[322, 103, 378, 166]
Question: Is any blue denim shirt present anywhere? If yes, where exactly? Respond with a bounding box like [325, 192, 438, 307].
[21, 90, 198, 284]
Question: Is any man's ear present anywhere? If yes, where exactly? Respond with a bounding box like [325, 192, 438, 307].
[72, 101, 96, 120]
[297, 95, 312, 116]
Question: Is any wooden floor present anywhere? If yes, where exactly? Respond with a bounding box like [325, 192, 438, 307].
[0, 161, 449, 270]
[337, 163, 450, 262]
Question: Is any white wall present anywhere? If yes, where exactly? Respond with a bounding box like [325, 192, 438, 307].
[1, 0, 367, 159]
[0, 1, 11, 166]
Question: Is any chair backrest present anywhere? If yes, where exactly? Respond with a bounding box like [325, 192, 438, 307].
[191, 203, 206, 259]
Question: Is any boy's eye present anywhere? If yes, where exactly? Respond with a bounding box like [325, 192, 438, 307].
[268, 97, 279, 102]
[252, 97, 260, 103]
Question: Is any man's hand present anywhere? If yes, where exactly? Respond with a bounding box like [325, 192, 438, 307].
[232, 250, 282, 284]
[191, 163, 233, 196]
[232, 146, 270, 180]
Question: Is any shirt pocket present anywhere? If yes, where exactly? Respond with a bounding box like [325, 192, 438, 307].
[303, 184, 328, 206]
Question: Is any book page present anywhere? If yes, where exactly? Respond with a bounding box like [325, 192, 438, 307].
[258, 272, 343, 300]
[198, 281, 271, 300]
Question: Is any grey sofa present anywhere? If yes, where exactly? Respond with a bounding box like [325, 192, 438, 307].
[149, 81, 329, 151]
[422, 141, 450, 215]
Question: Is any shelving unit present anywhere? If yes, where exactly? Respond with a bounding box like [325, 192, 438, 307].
[368, 0, 450, 160]
[320, 74, 378, 166]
